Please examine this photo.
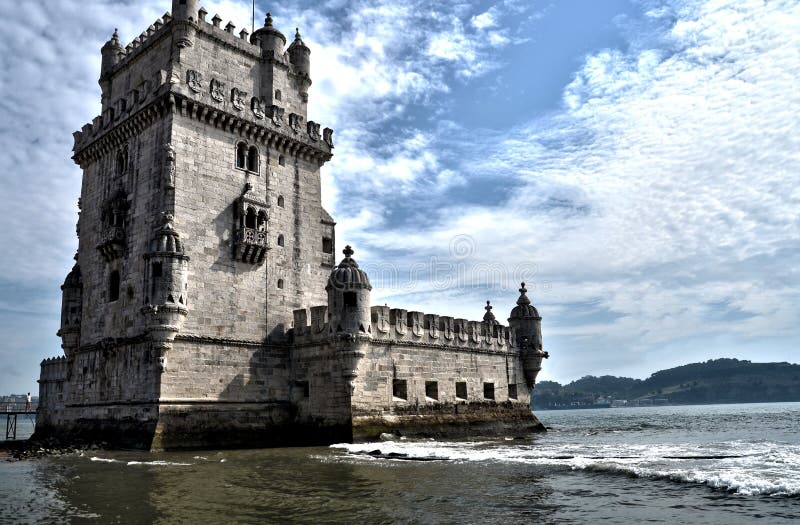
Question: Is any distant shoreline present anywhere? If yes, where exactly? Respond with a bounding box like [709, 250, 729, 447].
[536, 400, 800, 411]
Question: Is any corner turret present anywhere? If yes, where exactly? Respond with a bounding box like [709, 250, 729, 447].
[287, 28, 311, 78]
[251, 13, 286, 57]
[171, 0, 200, 22]
[57, 261, 83, 357]
[171, 0, 199, 48]
[100, 29, 124, 78]
[508, 283, 545, 388]
[142, 213, 190, 358]
[326, 245, 372, 336]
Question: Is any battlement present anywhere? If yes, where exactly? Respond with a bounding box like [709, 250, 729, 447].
[291, 305, 516, 352]
[39, 356, 68, 383]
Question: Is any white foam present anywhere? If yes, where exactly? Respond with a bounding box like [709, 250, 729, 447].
[89, 457, 119, 463]
[125, 460, 193, 466]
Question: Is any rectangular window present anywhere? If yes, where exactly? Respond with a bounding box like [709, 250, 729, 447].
[425, 381, 438, 400]
[343, 291, 357, 307]
[483, 382, 495, 400]
[295, 381, 310, 398]
[322, 237, 333, 254]
[455, 381, 467, 400]
[393, 379, 407, 400]
[508, 384, 518, 400]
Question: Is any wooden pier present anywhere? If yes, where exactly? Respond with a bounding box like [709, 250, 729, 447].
[3, 406, 36, 440]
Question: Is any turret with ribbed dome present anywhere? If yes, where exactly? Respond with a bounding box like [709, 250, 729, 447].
[508, 282, 545, 388]
[251, 12, 287, 56]
[287, 27, 311, 78]
[57, 260, 83, 357]
[327, 245, 372, 336]
[142, 213, 190, 352]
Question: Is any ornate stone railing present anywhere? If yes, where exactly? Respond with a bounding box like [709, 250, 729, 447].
[97, 226, 126, 261]
[235, 227, 268, 264]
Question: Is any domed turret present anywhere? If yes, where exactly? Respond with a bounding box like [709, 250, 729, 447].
[171, 0, 199, 22]
[171, 0, 199, 48]
[100, 29, 124, 79]
[142, 213, 190, 352]
[251, 12, 286, 56]
[327, 245, 372, 336]
[508, 283, 545, 389]
[57, 262, 83, 357]
[287, 28, 311, 78]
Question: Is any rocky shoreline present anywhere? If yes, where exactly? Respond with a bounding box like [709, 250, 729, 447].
[0, 438, 110, 461]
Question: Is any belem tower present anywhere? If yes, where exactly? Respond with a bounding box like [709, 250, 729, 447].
[35, 0, 548, 449]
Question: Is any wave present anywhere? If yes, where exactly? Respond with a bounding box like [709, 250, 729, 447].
[88, 456, 192, 466]
[330, 440, 800, 497]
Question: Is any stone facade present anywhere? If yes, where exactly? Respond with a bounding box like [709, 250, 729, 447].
[35, 0, 548, 450]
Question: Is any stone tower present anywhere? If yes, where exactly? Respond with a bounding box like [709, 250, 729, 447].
[36, 1, 548, 449]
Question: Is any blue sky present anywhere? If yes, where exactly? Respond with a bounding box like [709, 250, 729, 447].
[1, 0, 799, 394]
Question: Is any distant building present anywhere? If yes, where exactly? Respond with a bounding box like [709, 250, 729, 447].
[35, 0, 549, 449]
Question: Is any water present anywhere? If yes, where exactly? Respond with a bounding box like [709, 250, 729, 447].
[1, 403, 798, 524]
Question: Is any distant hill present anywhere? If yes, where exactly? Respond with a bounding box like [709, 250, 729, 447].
[533, 358, 800, 410]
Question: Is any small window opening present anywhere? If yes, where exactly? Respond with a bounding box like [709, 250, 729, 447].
[247, 146, 258, 172]
[277, 195, 285, 207]
[277, 279, 284, 289]
[245, 207, 257, 229]
[295, 380, 309, 398]
[393, 379, 407, 400]
[456, 381, 467, 400]
[483, 382, 495, 400]
[343, 291, 357, 307]
[508, 384, 518, 400]
[425, 381, 438, 400]
[278, 155, 285, 166]
[116, 149, 128, 175]
[109, 271, 120, 302]
[179, 0, 187, 4]
[277, 234, 284, 247]
[275, 89, 282, 101]
[236, 142, 247, 169]
[152, 262, 163, 278]
[322, 237, 333, 254]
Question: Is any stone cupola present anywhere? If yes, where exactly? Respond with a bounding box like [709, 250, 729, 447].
[508, 282, 545, 388]
[251, 12, 287, 56]
[327, 245, 372, 336]
[287, 28, 311, 78]
[57, 262, 83, 357]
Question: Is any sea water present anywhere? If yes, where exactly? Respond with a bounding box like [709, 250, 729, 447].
[1, 403, 798, 523]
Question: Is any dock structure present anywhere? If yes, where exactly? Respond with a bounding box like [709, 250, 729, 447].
[3, 405, 37, 441]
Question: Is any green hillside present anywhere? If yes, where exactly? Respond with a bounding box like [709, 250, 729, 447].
[533, 358, 800, 410]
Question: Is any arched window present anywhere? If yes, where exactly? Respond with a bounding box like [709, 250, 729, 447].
[109, 270, 120, 302]
[236, 142, 247, 169]
[277, 195, 285, 208]
[247, 146, 258, 172]
[257, 211, 267, 231]
[116, 149, 128, 176]
[277, 234, 284, 247]
[245, 207, 257, 229]
[275, 89, 282, 101]
[277, 279, 284, 289]
[278, 155, 285, 166]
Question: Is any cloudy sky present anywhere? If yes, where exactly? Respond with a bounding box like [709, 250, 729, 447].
[1, 0, 798, 394]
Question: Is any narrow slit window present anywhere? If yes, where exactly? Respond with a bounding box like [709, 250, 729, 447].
[277, 279, 284, 289]
[278, 155, 285, 166]
[277, 234, 284, 247]
[343, 292, 357, 307]
[109, 271, 120, 302]
[277, 195, 285, 207]
[322, 237, 333, 254]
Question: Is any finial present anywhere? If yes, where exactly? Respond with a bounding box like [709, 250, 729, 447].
[519, 282, 527, 294]
[265, 12, 273, 27]
[516, 282, 531, 306]
[112, 28, 119, 42]
[343, 245, 354, 258]
[484, 300, 496, 321]
[295, 27, 301, 40]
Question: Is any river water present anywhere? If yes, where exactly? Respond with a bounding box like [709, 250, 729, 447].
[1, 403, 798, 523]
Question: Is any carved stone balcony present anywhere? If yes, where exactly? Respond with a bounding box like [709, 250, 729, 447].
[97, 226, 126, 261]
[235, 227, 268, 264]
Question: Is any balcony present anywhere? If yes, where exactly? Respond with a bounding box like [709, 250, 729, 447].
[235, 227, 268, 264]
[97, 226, 126, 261]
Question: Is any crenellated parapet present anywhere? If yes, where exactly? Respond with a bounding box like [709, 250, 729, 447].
[39, 357, 68, 383]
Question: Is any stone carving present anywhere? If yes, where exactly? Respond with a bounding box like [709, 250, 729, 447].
[307, 121, 321, 141]
[164, 143, 176, 189]
[323, 127, 334, 148]
[251, 97, 265, 119]
[187, 69, 203, 93]
[269, 105, 285, 127]
[210, 78, 225, 103]
[289, 113, 303, 133]
[231, 87, 247, 111]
